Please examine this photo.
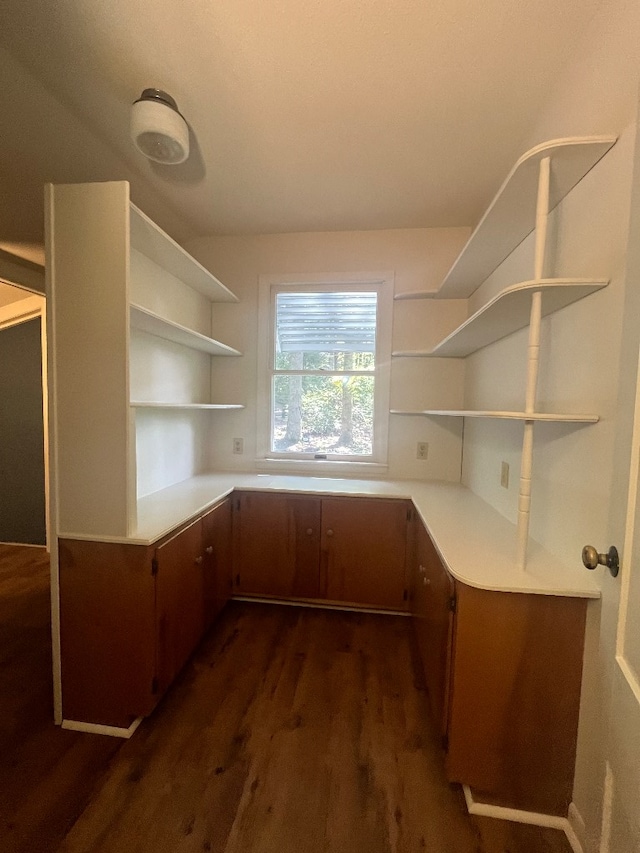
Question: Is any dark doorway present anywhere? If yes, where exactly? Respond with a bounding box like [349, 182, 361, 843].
[0, 316, 46, 544]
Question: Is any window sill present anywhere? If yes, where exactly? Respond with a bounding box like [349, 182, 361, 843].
[255, 457, 389, 478]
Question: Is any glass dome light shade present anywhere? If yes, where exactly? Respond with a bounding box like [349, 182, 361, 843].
[131, 90, 189, 164]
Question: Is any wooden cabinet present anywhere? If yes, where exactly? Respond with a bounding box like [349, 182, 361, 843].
[59, 499, 233, 729]
[202, 498, 233, 628]
[234, 493, 410, 611]
[411, 518, 588, 815]
[233, 492, 322, 598]
[47, 181, 244, 731]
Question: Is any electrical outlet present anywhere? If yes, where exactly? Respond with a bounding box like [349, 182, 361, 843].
[501, 461, 509, 489]
[417, 442, 429, 460]
[233, 437, 244, 455]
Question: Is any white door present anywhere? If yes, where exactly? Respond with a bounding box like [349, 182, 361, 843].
[603, 394, 640, 851]
[599, 105, 640, 853]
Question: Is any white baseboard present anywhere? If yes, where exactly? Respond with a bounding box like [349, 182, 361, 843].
[62, 716, 143, 739]
[567, 802, 587, 853]
[232, 594, 409, 617]
[463, 786, 584, 853]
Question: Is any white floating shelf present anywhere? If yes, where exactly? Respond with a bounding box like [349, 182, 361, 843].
[394, 290, 437, 301]
[131, 402, 244, 410]
[437, 136, 617, 299]
[130, 304, 241, 356]
[390, 409, 599, 423]
[391, 278, 608, 359]
[392, 350, 440, 358]
[129, 204, 238, 302]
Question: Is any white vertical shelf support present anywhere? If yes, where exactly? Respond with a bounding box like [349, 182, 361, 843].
[516, 157, 550, 570]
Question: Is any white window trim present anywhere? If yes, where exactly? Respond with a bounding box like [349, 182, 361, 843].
[256, 271, 394, 474]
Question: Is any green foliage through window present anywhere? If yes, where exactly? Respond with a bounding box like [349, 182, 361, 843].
[272, 290, 378, 457]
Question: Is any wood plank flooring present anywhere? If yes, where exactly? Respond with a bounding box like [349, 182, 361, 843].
[0, 544, 121, 853]
[1, 545, 573, 853]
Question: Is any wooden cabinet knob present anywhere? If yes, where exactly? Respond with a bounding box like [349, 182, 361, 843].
[306, 528, 313, 535]
[326, 529, 334, 537]
[205, 546, 213, 555]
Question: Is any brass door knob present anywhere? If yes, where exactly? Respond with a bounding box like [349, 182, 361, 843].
[582, 545, 619, 577]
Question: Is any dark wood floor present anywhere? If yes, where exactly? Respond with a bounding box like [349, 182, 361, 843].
[0, 544, 121, 853]
[1, 544, 573, 853]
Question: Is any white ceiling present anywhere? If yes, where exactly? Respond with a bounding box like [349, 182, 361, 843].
[0, 0, 603, 264]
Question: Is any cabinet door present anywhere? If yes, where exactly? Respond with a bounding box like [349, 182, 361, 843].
[322, 497, 409, 610]
[202, 498, 232, 629]
[155, 518, 205, 694]
[233, 492, 321, 598]
[59, 538, 157, 727]
[414, 522, 454, 739]
[445, 582, 587, 815]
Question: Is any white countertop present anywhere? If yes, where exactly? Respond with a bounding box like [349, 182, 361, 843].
[102, 473, 600, 600]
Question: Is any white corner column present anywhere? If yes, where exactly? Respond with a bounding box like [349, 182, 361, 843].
[516, 156, 550, 571]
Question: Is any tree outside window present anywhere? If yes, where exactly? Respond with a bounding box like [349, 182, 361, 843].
[272, 291, 377, 458]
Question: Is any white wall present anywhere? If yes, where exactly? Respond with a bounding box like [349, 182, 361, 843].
[186, 227, 469, 481]
[459, 0, 640, 847]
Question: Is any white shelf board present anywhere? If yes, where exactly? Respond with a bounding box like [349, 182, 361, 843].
[392, 278, 608, 358]
[131, 402, 245, 410]
[394, 290, 437, 301]
[129, 204, 238, 302]
[390, 409, 599, 423]
[130, 304, 241, 356]
[434, 278, 608, 356]
[392, 350, 442, 358]
[437, 136, 617, 299]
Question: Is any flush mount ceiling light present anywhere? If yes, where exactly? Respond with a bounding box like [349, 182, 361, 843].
[130, 89, 189, 164]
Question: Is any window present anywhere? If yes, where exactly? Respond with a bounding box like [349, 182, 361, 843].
[257, 273, 393, 468]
